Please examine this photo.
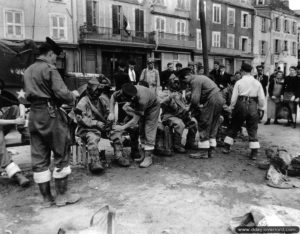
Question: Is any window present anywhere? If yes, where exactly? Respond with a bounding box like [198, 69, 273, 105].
[275, 17, 281, 31]
[197, 0, 206, 20]
[241, 11, 251, 28]
[112, 5, 121, 34]
[155, 0, 165, 6]
[176, 20, 186, 39]
[50, 14, 67, 40]
[284, 19, 290, 33]
[292, 22, 297, 34]
[240, 0, 247, 3]
[173, 53, 179, 61]
[177, 0, 189, 10]
[227, 34, 235, 49]
[292, 42, 297, 56]
[240, 36, 251, 52]
[213, 4, 221, 24]
[87, 0, 98, 27]
[196, 29, 202, 50]
[261, 17, 267, 32]
[257, 0, 264, 4]
[135, 9, 144, 37]
[155, 16, 166, 38]
[283, 40, 288, 51]
[212, 31, 221, 47]
[260, 40, 267, 55]
[274, 39, 281, 53]
[4, 9, 24, 39]
[227, 8, 235, 26]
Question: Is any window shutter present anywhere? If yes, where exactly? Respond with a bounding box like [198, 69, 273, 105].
[140, 10, 144, 33]
[278, 18, 281, 31]
[248, 14, 251, 28]
[239, 37, 242, 50]
[279, 40, 282, 53]
[112, 5, 120, 34]
[87, 0, 93, 27]
[248, 38, 251, 53]
[259, 40, 262, 54]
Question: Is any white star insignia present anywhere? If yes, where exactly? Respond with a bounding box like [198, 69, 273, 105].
[16, 89, 26, 99]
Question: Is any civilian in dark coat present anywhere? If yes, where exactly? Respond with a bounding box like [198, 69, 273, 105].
[113, 62, 131, 123]
[126, 60, 139, 85]
[209, 61, 220, 82]
[214, 64, 231, 90]
[160, 62, 174, 90]
[254, 65, 269, 96]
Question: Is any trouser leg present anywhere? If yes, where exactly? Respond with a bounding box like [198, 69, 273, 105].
[85, 132, 103, 173]
[167, 117, 186, 153]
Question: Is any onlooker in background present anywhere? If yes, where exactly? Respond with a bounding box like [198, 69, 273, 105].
[215, 64, 231, 90]
[265, 71, 285, 125]
[175, 63, 183, 72]
[160, 62, 174, 90]
[127, 60, 139, 85]
[113, 61, 131, 123]
[140, 58, 160, 95]
[188, 61, 195, 74]
[196, 62, 204, 75]
[283, 66, 298, 127]
[255, 65, 269, 96]
[209, 61, 221, 82]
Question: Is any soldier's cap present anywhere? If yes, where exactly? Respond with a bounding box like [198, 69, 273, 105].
[241, 63, 252, 73]
[88, 77, 100, 86]
[176, 67, 192, 80]
[147, 58, 155, 63]
[39, 37, 63, 56]
[121, 83, 137, 97]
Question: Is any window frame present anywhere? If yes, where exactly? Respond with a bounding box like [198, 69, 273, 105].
[227, 7, 235, 26]
[196, 28, 202, 50]
[241, 11, 251, 29]
[274, 39, 281, 54]
[227, 33, 235, 49]
[275, 17, 281, 32]
[175, 20, 186, 35]
[176, 0, 189, 10]
[49, 13, 68, 41]
[284, 19, 290, 33]
[261, 17, 267, 32]
[3, 8, 25, 39]
[212, 4, 221, 24]
[240, 36, 249, 52]
[155, 0, 165, 6]
[260, 40, 267, 55]
[212, 31, 221, 47]
[256, 0, 265, 5]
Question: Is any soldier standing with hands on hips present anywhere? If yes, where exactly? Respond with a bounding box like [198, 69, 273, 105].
[24, 37, 80, 207]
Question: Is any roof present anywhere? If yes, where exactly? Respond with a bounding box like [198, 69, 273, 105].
[214, 0, 254, 10]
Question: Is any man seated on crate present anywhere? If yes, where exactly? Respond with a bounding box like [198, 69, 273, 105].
[159, 74, 198, 154]
[75, 77, 110, 174]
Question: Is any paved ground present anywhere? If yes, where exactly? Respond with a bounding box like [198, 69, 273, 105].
[0, 121, 300, 234]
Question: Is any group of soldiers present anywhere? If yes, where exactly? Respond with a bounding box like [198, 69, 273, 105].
[0, 37, 266, 208]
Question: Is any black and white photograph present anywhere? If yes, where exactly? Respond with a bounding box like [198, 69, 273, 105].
[0, 0, 300, 233]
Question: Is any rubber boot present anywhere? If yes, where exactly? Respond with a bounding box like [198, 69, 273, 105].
[13, 172, 30, 187]
[173, 132, 186, 153]
[189, 149, 209, 159]
[139, 150, 153, 168]
[250, 149, 258, 160]
[89, 149, 104, 174]
[38, 182, 54, 208]
[222, 143, 231, 154]
[113, 140, 130, 167]
[55, 177, 81, 207]
[208, 147, 215, 158]
[185, 128, 198, 150]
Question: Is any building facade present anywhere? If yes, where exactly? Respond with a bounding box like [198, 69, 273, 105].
[0, 0, 80, 72]
[252, 0, 298, 75]
[191, 0, 254, 74]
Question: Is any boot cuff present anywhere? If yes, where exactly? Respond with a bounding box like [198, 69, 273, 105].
[209, 138, 217, 147]
[198, 140, 210, 149]
[249, 141, 260, 149]
[33, 169, 51, 183]
[53, 166, 71, 179]
[5, 162, 21, 178]
[144, 145, 154, 150]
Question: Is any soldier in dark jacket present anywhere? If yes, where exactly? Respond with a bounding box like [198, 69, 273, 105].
[24, 37, 80, 207]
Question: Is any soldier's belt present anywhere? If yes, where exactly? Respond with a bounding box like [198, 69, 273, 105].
[238, 96, 258, 102]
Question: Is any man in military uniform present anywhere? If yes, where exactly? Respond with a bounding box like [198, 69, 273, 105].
[24, 37, 80, 207]
[177, 68, 225, 159]
[160, 74, 198, 153]
[75, 77, 110, 173]
[223, 63, 265, 160]
[109, 83, 160, 168]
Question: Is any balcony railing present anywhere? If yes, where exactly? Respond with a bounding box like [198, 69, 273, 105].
[155, 32, 195, 49]
[79, 25, 155, 44]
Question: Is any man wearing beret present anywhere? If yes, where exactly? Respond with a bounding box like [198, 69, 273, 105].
[24, 37, 80, 207]
[177, 68, 225, 158]
[223, 63, 265, 160]
[108, 83, 160, 168]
